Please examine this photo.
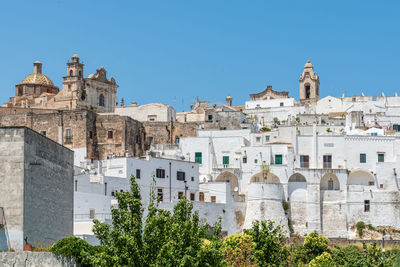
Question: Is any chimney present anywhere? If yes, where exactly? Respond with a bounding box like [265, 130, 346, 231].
[33, 61, 42, 74]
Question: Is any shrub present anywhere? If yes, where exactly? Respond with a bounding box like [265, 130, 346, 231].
[291, 232, 329, 265]
[282, 201, 289, 212]
[367, 224, 376, 231]
[356, 221, 366, 237]
[260, 127, 271, 132]
[308, 252, 336, 267]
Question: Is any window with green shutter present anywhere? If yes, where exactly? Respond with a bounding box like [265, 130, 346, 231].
[195, 152, 202, 164]
[275, 154, 282, 165]
[223, 156, 229, 166]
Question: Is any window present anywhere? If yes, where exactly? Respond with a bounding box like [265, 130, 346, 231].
[157, 188, 163, 202]
[79, 71, 82, 77]
[178, 192, 184, 199]
[305, 85, 311, 99]
[265, 136, 270, 142]
[108, 131, 113, 139]
[177, 171, 185, 181]
[364, 200, 370, 212]
[148, 136, 153, 145]
[274, 154, 282, 165]
[99, 94, 105, 107]
[328, 178, 333, 190]
[323, 155, 332, 168]
[280, 102, 284, 107]
[40, 131, 46, 136]
[371, 132, 378, 136]
[175, 137, 180, 144]
[394, 125, 400, 132]
[89, 209, 95, 219]
[243, 157, 247, 164]
[104, 182, 107, 196]
[378, 153, 385, 163]
[136, 169, 141, 179]
[75, 180, 77, 192]
[195, 152, 202, 164]
[223, 156, 229, 167]
[89, 131, 93, 139]
[156, 169, 165, 178]
[368, 181, 374, 186]
[211, 196, 216, 203]
[256, 137, 261, 142]
[199, 192, 205, 202]
[190, 193, 195, 201]
[70, 70, 73, 76]
[360, 153, 366, 163]
[208, 115, 213, 121]
[191, 176, 194, 182]
[254, 159, 258, 164]
[65, 129, 72, 143]
[300, 155, 309, 168]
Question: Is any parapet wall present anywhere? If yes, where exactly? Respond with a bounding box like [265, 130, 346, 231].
[0, 252, 76, 267]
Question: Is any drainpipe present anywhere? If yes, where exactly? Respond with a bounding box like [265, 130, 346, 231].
[169, 162, 172, 202]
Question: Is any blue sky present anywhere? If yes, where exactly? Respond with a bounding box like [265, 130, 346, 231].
[1, 1, 399, 111]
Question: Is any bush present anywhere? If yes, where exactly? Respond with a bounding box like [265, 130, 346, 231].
[282, 201, 289, 212]
[308, 252, 336, 267]
[291, 232, 329, 265]
[223, 234, 255, 266]
[367, 224, 376, 231]
[356, 221, 366, 237]
[260, 127, 271, 132]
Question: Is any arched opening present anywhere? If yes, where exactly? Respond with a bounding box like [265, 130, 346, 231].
[250, 172, 280, 183]
[320, 173, 340, 190]
[305, 84, 311, 99]
[348, 170, 374, 186]
[215, 172, 239, 192]
[69, 70, 73, 76]
[99, 94, 105, 107]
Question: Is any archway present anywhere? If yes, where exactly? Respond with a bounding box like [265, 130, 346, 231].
[320, 173, 340, 190]
[216, 172, 239, 192]
[250, 172, 280, 183]
[348, 170, 374, 186]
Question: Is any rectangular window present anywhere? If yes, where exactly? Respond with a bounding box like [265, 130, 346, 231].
[280, 102, 284, 107]
[242, 156, 247, 164]
[89, 209, 95, 219]
[265, 136, 270, 142]
[65, 129, 72, 143]
[178, 192, 184, 199]
[157, 188, 163, 202]
[378, 153, 385, 163]
[199, 192, 205, 202]
[136, 169, 141, 179]
[175, 137, 180, 144]
[108, 130, 113, 139]
[75, 180, 77, 192]
[211, 196, 216, 203]
[190, 193, 195, 201]
[364, 200, 370, 212]
[360, 153, 366, 163]
[256, 137, 261, 142]
[223, 156, 229, 167]
[177, 171, 185, 181]
[208, 115, 213, 121]
[195, 152, 202, 164]
[323, 155, 332, 168]
[156, 168, 165, 178]
[89, 131, 93, 139]
[275, 154, 283, 165]
[191, 176, 194, 182]
[300, 155, 309, 168]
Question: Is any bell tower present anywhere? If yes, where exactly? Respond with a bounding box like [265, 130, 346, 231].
[299, 60, 320, 103]
[67, 54, 84, 78]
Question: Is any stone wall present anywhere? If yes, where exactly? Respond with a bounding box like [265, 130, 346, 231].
[0, 252, 76, 267]
[143, 121, 198, 146]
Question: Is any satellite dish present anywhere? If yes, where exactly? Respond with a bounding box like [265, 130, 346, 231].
[234, 187, 239, 192]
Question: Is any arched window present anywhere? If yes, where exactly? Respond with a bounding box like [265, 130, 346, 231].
[70, 70, 73, 76]
[305, 84, 311, 99]
[99, 94, 105, 107]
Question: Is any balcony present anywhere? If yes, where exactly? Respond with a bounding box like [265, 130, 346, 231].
[65, 136, 73, 144]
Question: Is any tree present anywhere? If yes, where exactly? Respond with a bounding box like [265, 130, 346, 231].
[273, 117, 280, 127]
[291, 232, 329, 265]
[245, 220, 289, 267]
[260, 163, 271, 180]
[308, 252, 336, 267]
[223, 234, 256, 266]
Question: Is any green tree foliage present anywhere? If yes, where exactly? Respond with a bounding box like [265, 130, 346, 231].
[291, 232, 329, 265]
[223, 234, 255, 266]
[245, 220, 289, 267]
[307, 251, 336, 267]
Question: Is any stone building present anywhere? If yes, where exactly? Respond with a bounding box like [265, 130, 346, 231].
[3, 54, 118, 112]
[0, 108, 145, 162]
[0, 127, 74, 251]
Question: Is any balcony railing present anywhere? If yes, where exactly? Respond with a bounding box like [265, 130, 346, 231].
[65, 136, 73, 144]
[323, 162, 332, 169]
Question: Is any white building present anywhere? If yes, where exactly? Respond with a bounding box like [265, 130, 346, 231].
[114, 102, 176, 122]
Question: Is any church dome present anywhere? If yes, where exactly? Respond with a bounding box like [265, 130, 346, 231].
[21, 73, 54, 86]
[304, 60, 313, 68]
